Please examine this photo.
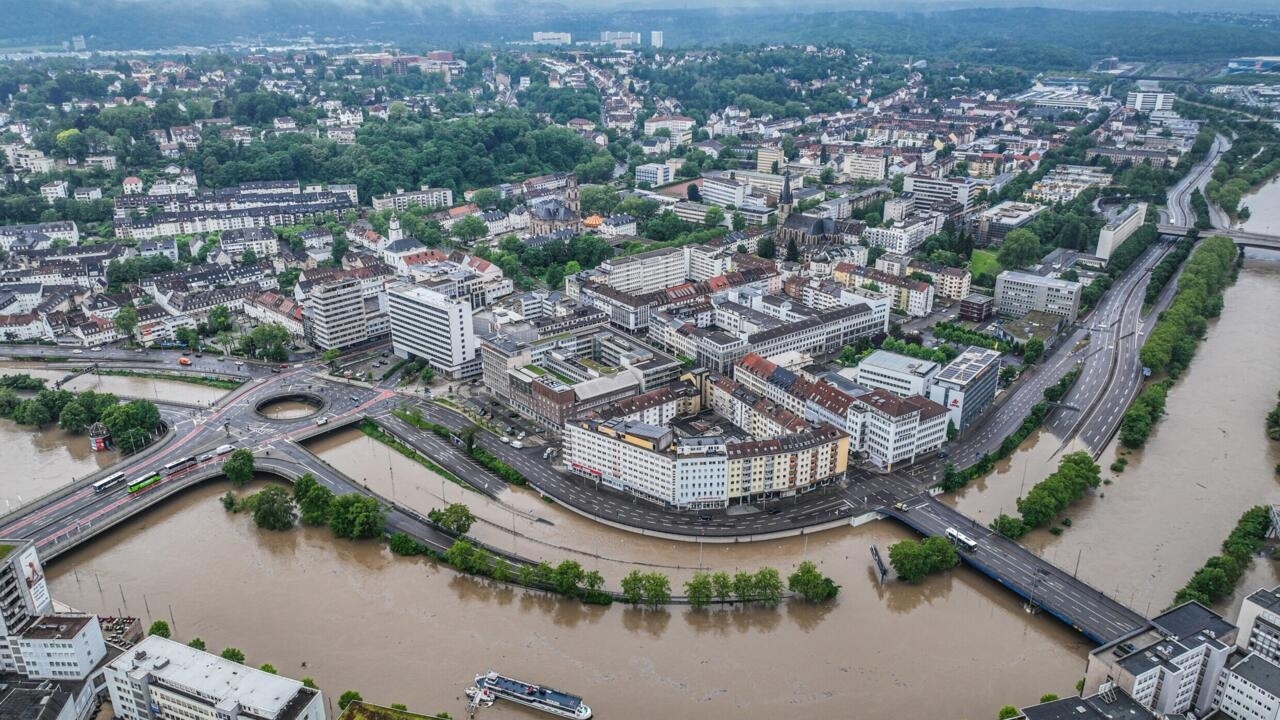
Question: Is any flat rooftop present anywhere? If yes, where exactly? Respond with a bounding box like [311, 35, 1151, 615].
[1231, 654, 1280, 697]
[859, 350, 939, 378]
[1022, 689, 1155, 720]
[0, 541, 17, 561]
[1152, 601, 1235, 642]
[1245, 585, 1280, 614]
[112, 636, 307, 719]
[935, 346, 1001, 386]
[21, 614, 92, 641]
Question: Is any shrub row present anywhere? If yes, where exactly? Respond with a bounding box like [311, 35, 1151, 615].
[1172, 506, 1271, 607]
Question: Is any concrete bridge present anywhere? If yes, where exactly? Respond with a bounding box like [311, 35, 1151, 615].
[881, 494, 1148, 644]
[0, 359, 1153, 644]
[1156, 223, 1280, 250]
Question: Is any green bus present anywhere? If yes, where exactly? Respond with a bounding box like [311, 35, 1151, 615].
[127, 474, 161, 493]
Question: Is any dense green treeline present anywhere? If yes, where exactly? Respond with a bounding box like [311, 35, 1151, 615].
[1139, 236, 1239, 377]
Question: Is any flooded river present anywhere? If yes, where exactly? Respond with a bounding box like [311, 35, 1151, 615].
[0, 362, 230, 406]
[1239, 177, 1280, 235]
[15, 255, 1280, 718]
[46, 480, 1091, 719]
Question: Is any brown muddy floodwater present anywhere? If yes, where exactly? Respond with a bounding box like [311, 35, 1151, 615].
[41, 469, 1094, 720]
[0, 419, 118, 508]
[0, 363, 230, 406]
[257, 399, 322, 420]
[947, 256, 1280, 616]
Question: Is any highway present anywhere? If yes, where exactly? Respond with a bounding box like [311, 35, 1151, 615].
[883, 494, 1147, 643]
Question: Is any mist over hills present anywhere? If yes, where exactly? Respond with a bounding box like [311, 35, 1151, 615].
[2, 0, 1278, 68]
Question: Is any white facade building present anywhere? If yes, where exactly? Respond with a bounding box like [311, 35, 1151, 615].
[15, 615, 106, 681]
[0, 539, 55, 673]
[635, 163, 674, 187]
[994, 270, 1083, 323]
[106, 636, 325, 720]
[854, 350, 939, 397]
[371, 186, 455, 212]
[388, 284, 480, 378]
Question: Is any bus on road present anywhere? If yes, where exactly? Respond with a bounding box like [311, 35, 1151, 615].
[945, 527, 979, 552]
[92, 471, 126, 494]
[161, 456, 198, 477]
[127, 474, 161, 493]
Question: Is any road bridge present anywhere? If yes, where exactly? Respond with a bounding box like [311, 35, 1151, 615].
[1156, 223, 1280, 250]
[881, 494, 1147, 644]
[0, 354, 1154, 645]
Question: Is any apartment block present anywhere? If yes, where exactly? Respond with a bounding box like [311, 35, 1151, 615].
[303, 276, 369, 351]
[0, 540, 54, 673]
[371, 186, 455, 212]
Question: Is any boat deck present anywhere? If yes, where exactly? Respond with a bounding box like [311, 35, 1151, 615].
[485, 674, 583, 711]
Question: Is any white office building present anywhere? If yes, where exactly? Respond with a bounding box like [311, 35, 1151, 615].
[1217, 654, 1280, 720]
[854, 350, 939, 398]
[1126, 91, 1175, 113]
[635, 163, 674, 187]
[903, 175, 980, 211]
[994, 270, 1083, 323]
[927, 346, 1001, 432]
[15, 614, 106, 681]
[700, 176, 750, 208]
[388, 284, 480, 378]
[854, 389, 948, 470]
[106, 636, 325, 720]
[650, 31, 664, 48]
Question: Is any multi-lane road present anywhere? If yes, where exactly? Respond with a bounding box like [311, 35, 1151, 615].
[884, 494, 1147, 643]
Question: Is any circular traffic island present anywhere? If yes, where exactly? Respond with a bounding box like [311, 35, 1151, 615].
[254, 393, 326, 421]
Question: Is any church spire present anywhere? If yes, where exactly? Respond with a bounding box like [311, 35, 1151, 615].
[777, 170, 793, 224]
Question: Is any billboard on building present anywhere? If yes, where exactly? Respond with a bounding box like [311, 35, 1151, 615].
[18, 546, 51, 613]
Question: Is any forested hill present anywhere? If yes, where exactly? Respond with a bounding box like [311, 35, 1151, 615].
[4, 1, 1280, 69]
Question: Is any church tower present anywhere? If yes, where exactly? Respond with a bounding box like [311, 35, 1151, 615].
[388, 214, 404, 243]
[777, 171, 793, 225]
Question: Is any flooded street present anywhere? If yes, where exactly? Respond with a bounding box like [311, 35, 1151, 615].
[0, 362, 230, 406]
[0, 419, 117, 507]
[47, 481, 1091, 719]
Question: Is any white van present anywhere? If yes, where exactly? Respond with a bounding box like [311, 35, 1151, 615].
[511, 440, 524, 449]
[215, 444, 235, 455]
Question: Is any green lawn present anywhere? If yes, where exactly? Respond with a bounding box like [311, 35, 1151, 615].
[969, 249, 1002, 280]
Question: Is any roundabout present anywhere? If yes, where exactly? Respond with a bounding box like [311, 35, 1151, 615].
[254, 392, 327, 421]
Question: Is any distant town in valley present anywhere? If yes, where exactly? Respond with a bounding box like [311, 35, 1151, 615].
[1, 4, 1280, 719]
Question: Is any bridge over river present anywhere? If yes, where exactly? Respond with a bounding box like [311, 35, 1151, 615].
[0, 361, 1151, 645]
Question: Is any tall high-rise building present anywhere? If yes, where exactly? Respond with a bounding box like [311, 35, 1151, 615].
[650, 31, 664, 48]
[0, 540, 54, 673]
[388, 284, 480, 378]
[303, 276, 368, 351]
